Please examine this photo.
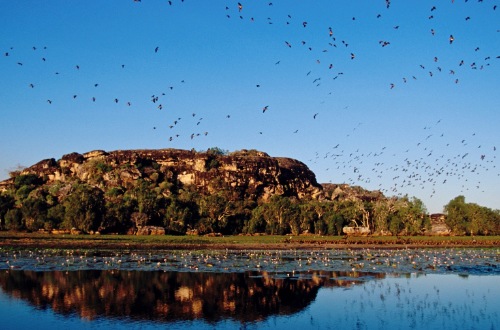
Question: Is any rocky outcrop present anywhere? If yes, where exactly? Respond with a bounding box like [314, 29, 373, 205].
[343, 226, 371, 236]
[136, 226, 166, 236]
[427, 213, 451, 235]
[322, 183, 385, 203]
[10, 148, 323, 202]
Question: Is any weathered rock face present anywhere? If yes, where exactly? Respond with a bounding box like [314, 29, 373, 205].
[136, 226, 166, 236]
[343, 226, 371, 236]
[8, 148, 323, 202]
[321, 183, 385, 203]
[428, 213, 451, 235]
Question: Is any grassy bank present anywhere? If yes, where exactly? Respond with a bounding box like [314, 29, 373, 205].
[0, 232, 499, 251]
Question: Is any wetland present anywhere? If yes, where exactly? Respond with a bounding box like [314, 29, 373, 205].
[0, 238, 498, 329]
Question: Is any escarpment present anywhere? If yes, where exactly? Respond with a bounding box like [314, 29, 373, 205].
[7, 148, 323, 202]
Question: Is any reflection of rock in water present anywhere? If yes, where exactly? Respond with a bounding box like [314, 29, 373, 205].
[0, 270, 384, 323]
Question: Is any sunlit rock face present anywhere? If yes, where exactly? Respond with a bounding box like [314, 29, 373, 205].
[5, 148, 323, 202]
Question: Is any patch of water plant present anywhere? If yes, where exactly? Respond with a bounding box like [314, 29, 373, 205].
[0, 248, 498, 275]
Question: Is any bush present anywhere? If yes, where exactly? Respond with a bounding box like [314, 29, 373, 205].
[5, 209, 23, 231]
[96, 162, 112, 173]
[14, 174, 41, 189]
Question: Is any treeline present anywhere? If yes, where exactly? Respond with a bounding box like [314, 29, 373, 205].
[0, 171, 498, 236]
[444, 195, 500, 235]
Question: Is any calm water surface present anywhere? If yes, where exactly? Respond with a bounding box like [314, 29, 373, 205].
[0, 248, 498, 329]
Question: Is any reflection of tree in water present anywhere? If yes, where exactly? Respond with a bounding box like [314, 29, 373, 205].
[0, 270, 384, 323]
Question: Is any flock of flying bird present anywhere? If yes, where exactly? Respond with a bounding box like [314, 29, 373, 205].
[2, 1, 499, 209]
[310, 120, 497, 199]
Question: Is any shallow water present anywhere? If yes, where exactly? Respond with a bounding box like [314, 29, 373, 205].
[0, 248, 498, 329]
[1, 248, 498, 275]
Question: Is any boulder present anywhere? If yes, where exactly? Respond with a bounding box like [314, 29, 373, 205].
[343, 226, 371, 236]
[136, 226, 166, 236]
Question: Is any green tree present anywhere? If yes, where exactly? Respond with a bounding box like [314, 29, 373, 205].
[444, 196, 500, 235]
[262, 196, 300, 235]
[4, 208, 23, 231]
[125, 180, 166, 226]
[246, 206, 267, 234]
[163, 197, 194, 234]
[323, 211, 346, 235]
[444, 196, 469, 234]
[102, 193, 135, 233]
[62, 183, 104, 232]
[372, 199, 392, 234]
[335, 199, 365, 229]
[21, 197, 48, 231]
[399, 196, 427, 235]
[197, 194, 234, 234]
[0, 193, 15, 230]
[14, 174, 41, 189]
[46, 204, 65, 230]
[388, 212, 404, 235]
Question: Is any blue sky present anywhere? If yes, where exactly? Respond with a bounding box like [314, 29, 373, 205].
[1, 1, 498, 213]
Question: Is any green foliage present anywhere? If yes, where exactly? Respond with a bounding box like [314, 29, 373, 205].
[444, 196, 499, 235]
[62, 183, 104, 232]
[197, 194, 234, 234]
[14, 174, 41, 189]
[0, 194, 15, 230]
[203, 147, 229, 171]
[3, 154, 497, 237]
[247, 196, 301, 235]
[46, 204, 65, 230]
[444, 196, 469, 234]
[246, 207, 267, 234]
[106, 187, 124, 197]
[324, 212, 346, 235]
[95, 162, 112, 173]
[101, 194, 134, 233]
[163, 197, 195, 234]
[206, 158, 220, 170]
[21, 197, 48, 231]
[5, 208, 23, 231]
[335, 199, 365, 227]
[135, 183, 157, 216]
[15, 185, 34, 201]
[388, 213, 404, 235]
[206, 147, 228, 156]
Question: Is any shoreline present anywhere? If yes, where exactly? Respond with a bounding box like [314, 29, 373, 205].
[1, 233, 499, 251]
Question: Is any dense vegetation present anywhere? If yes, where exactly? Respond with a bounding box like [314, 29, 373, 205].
[0, 151, 498, 236]
[443, 195, 500, 235]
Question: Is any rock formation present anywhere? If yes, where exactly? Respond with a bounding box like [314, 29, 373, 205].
[1, 148, 323, 202]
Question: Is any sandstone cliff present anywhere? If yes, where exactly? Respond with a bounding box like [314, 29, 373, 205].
[1, 148, 323, 202]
